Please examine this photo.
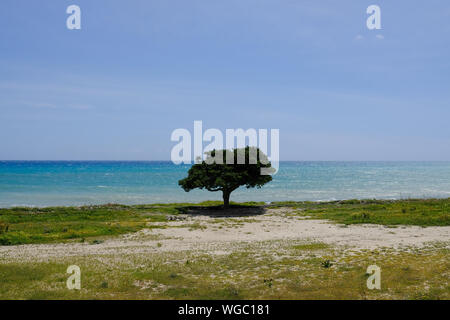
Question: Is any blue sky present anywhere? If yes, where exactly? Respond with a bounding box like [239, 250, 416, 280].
[1, 0, 449, 160]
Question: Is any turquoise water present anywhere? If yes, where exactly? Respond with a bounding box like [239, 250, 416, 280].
[0, 161, 449, 207]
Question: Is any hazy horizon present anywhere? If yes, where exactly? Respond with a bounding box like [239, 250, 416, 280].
[2, 160, 450, 162]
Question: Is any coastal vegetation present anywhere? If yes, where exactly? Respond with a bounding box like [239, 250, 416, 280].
[0, 198, 448, 300]
[0, 241, 448, 299]
[178, 147, 274, 208]
[0, 198, 448, 246]
[274, 198, 450, 227]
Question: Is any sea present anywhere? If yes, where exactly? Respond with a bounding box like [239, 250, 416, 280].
[0, 161, 449, 208]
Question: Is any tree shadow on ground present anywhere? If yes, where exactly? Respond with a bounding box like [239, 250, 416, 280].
[175, 205, 267, 218]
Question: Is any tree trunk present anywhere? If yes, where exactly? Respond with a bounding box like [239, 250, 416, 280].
[222, 190, 230, 208]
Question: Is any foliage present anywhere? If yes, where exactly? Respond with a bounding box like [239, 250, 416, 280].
[179, 147, 274, 207]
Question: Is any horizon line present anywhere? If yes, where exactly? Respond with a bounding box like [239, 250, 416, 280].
[1, 160, 450, 163]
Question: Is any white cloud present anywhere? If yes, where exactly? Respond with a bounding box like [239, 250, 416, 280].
[376, 34, 384, 40]
[354, 35, 364, 41]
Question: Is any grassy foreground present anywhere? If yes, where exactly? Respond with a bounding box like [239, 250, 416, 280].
[0, 241, 448, 299]
[0, 198, 448, 300]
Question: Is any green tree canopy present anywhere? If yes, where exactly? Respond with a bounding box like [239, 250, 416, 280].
[178, 147, 274, 208]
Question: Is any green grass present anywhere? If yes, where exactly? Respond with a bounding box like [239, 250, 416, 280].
[271, 198, 450, 226]
[0, 242, 448, 300]
[0, 198, 449, 245]
[0, 203, 186, 245]
[0, 201, 259, 245]
[0, 204, 151, 245]
[292, 242, 330, 251]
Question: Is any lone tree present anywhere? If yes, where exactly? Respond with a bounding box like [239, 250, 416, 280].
[178, 147, 274, 208]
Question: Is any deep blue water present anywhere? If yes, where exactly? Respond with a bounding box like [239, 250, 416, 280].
[0, 161, 449, 207]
